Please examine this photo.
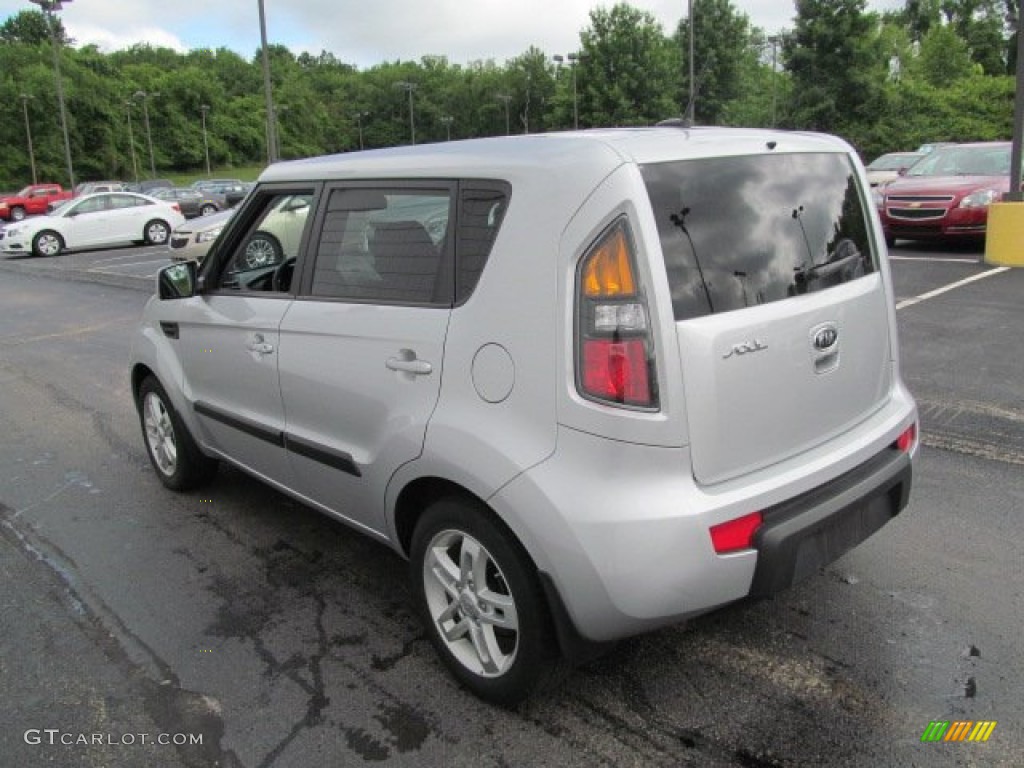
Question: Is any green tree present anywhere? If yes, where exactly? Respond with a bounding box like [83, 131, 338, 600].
[0, 9, 68, 46]
[674, 0, 754, 124]
[578, 3, 678, 127]
[784, 0, 886, 135]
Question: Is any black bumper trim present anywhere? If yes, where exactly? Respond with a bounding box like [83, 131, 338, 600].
[748, 447, 912, 597]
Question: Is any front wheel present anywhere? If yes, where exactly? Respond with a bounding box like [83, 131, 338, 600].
[410, 497, 555, 706]
[244, 232, 282, 268]
[144, 219, 171, 245]
[32, 230, 64, 257]
[10, 206, 26, 222]
[137, 376, 217, 491]
[199, 203, 217, 216]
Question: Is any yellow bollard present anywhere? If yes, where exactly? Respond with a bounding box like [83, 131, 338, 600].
[984, 201, 1024, 266]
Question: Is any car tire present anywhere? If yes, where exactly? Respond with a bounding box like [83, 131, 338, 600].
[10, 206, 26, 222]
[410, 496, 556, 707]
[243, 232, 283, 268]
[144, 219, 171, 245]
[32, 230, 64, 258]
[199, 204, 217, 216]
[137, 376, 218, 491]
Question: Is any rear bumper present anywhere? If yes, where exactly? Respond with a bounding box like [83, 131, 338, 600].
[749, 447, 911, 595]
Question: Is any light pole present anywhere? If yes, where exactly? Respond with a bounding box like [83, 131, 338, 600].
[766, 34, 784, 128]
[20, 94, 37, 184]
[441, 115, 453, 141]
[134, 90, 158, 178]
[686, 0, 696, 125]
[553, 53, 585, 129]
[29, 0, 75, 188]
[354, 111, 369, 149]
[257, 0, 278, 163]
[395, 81, 417, 144]
[124, 101, 139, 182]
[495, 92, 511, 135]
[200, 104, 212, 176]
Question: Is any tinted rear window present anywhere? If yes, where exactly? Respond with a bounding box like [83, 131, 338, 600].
[641, 153, 877, 321]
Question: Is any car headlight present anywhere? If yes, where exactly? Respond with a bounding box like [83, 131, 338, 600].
[196, 227, 224, 243]
[959, 188, 1000, 209]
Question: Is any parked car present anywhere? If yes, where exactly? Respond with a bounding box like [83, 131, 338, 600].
[0, 191, 185, 257]
[131, 128, 917, 705]
[864, 151, 923, 187]
[916, 141, 956, 155]
[169, 207, 235, 262]
[74, 180, 128, 196]
[151, 187, 219, 218]
[126, 179, 175, 195]
[0, 183, 73, 221]
[193, 180, 249, 210]
[876, 141, 1013, 245]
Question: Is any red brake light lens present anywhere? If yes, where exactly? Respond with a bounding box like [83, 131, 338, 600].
[709, 512, 764, 554]
[582, 338, 651, 406]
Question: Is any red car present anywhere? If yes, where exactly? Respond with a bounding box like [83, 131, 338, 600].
[875, 142, 1013, 246]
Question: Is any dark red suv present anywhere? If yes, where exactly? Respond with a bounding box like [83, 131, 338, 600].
[875, 142, 1012, 245]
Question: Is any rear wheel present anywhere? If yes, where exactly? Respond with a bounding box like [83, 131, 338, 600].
[32, 230, 64, 257]
[199, 203, 217, 216]
[144, 219, 171, 245]
[410, 497, 555, 707]
[137, 376, 217, 491]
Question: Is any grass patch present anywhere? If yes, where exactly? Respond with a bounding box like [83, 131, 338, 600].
[163, 164, 267, 186]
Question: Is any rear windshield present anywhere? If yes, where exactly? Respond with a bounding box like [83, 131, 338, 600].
[640, 153, 877, 321]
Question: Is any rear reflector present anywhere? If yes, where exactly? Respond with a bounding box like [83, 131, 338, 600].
[710, 511, 763, 554]
[896, 423, 917, 452]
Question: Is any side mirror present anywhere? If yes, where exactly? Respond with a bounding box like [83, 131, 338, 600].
[158, 261, 198, 300]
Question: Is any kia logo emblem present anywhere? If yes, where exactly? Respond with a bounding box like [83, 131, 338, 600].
[813, 325, 839, 351]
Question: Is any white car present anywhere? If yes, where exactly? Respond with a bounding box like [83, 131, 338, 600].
[169, 207, 236, 263]
[0, 192, 185, 257]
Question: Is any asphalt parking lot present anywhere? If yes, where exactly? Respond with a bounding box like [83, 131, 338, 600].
[1, 233, 1021, 767]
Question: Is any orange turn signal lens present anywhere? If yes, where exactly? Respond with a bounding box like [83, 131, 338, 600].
[582, 225, 636, 297]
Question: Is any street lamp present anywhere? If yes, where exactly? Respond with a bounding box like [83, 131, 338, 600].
[29, 0, 75, 188]
[686, 0, 696, 125]
[354, 111, 369, 150]
[124, 101, 139, 182]
[200, 104, 211, 176]
[257, 0, 278, 163]
[495, 92, 511, 135]
[133, 90, 158, 178]
[553, 52, 586, 129]
[765, 33, 785, 128]
[441, 115, 453, 141]
[20, 94, 37, 184]
[273, 104, 288, 159]
[395, 81, 417, 144]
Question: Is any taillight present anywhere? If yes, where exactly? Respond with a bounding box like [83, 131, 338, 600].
[576, 219, 658, 408]
[896, 423, 917, 452]
[709, 511, 763, 554]
[172, 203, 181, 213]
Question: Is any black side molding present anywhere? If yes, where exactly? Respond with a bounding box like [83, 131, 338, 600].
[284, 434, 361, 477]
[193, 401, 284, 446]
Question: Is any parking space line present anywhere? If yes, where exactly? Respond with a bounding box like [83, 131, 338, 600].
[88, 253, 161, 264]
[89, 260, 170, 271]
[896, 267, 1010, 310]
[889, 255, 979, 264]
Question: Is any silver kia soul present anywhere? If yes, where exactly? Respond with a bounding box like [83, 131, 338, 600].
[131, 127, 918, 705]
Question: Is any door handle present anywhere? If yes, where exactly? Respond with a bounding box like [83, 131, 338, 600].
[386, 354, 432, 375]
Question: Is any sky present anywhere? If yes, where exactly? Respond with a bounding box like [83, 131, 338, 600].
[1, 1, 906, 69]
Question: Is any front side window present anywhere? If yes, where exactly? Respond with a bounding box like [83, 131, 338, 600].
[641, 152, 877, 321]
[66, 196, 108, 216]
[215, 190, 314, 293]
[310, 187, 452, 305]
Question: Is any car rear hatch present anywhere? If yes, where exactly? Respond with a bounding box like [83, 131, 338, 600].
[641, 151, 893, 485]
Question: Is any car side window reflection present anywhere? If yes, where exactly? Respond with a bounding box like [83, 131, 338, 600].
[216, 191, 313, 293]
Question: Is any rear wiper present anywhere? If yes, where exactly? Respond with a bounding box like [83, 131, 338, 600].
[793, 239, 862, 286]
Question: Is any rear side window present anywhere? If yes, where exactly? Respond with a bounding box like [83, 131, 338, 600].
[456, 183, 510, 302]
[641, 153, 877, 321]
[310, 188, 452, 305]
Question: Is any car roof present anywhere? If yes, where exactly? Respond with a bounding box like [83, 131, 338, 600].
[259, 127, 852, 185]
